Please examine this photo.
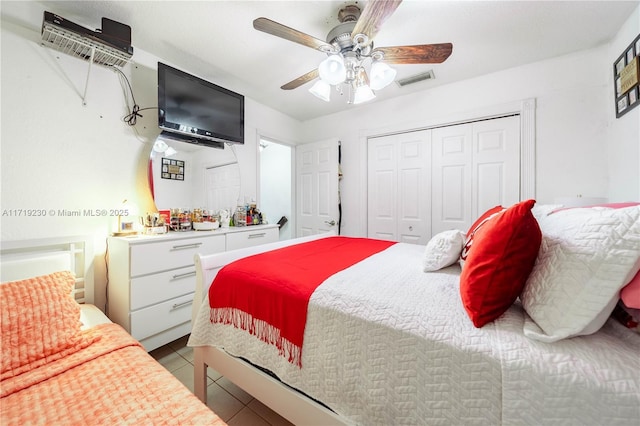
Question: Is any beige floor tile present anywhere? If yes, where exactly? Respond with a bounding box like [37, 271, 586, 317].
[217, 376, 254, 405]
[177, 345, 195, 362]
[206, 382, 245, 422]
[247, 399, 294, 426]
[208, 366, 223, 381]
[227, 406, 272, 426]
[162, 336, 292, 425]
[171, 362, 213, 393]
[151, 348, 190, 372]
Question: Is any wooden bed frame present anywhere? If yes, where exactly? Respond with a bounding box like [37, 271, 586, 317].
[191, 231, 350, 426]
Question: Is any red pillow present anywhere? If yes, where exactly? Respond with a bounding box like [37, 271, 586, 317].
[460, 205, 505, 265]
[460, 199, 542, 327]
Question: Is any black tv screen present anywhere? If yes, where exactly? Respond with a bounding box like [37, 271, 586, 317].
[158, 62, 244, 146]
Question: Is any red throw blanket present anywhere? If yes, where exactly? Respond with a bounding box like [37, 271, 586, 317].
[209, 236, 395, 366]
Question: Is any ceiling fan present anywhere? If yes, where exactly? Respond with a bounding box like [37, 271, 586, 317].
[253, 0, 452, 104]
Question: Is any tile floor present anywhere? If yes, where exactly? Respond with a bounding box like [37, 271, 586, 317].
[150, 335, 293, 426]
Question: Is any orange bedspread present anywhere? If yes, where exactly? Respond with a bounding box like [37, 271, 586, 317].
[1, 323, 226, 425]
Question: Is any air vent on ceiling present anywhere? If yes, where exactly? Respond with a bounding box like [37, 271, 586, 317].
[396, 70, 435, 87]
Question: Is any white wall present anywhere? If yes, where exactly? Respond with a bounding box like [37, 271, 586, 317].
[0, 4, 302, 311]
[300, 5, 640, 237]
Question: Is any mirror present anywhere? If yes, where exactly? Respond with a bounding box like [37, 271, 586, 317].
[148, 134, 241, 215]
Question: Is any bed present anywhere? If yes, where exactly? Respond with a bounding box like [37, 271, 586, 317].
[188, 201, 640, 425]
[0, 238, 226, 425]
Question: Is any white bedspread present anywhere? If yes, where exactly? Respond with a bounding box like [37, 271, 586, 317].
[189, 243, 640, 425]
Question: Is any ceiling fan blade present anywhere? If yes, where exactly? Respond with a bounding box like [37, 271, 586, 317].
[351, 0, 403, 43]
[254, 17, 333, 52]
[373, 43, 453, 64]
[281, 69, 319, 90]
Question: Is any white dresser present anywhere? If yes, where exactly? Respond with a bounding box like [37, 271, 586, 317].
[108, 224, 278, 351]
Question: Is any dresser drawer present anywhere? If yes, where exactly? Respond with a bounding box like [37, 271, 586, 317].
[130, 265, 196, 310]
[130, 293, 193, 341]
[226, 227, 278, 251]
[130, 234, 225, 277]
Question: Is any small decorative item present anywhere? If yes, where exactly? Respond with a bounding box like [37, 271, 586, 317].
[112, 199, 137, 236]
[614, 33, 640, 118]
[161, 158, 185, 180]
[142, 212, 167, 234]
[158, 209, 170, 227]
[219, 209, 230, 228]
[234, 205, 246, 227]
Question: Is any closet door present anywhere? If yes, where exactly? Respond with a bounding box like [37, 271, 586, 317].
[431, 125, 473, 236]
[367, 130, 431, 244]
[367, 136, 397, 241]
[431, 116, 521, 235]
[472, 116, 521, 216]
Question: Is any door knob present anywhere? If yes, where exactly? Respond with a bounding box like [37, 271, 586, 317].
[325, 220, 336, 226]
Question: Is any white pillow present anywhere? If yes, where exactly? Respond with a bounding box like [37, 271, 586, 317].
[521, 205, 640, 342]
[423, 230, 465, 272]
[530, 203, 563, 221]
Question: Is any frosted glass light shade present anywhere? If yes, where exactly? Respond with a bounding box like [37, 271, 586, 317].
[369, 61, 397, 90]
[153, 140, 169, 152]
[353, 84, 376, 104]
[318, 55, 346, 85]
[309, 80, 331, 102]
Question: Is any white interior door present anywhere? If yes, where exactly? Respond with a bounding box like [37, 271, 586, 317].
[367, 136, 397, 241]
[431, 115, 521, 235]
[472, 115, 521, 216]
[431, 125, 473, 235]
[367, 130, 431, 244]
[398, 131, 432, 244]
[295, 138, 339, 237]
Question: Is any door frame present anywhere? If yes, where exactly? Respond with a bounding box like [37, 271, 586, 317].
[359, 98, 536, 237]
[257, 132, 296, 239]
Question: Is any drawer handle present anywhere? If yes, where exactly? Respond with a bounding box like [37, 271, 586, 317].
[172, 271, 196, 280]
[248, 233, 266, 239]
[171, 243, 202, 251]
[171, 300, 193, 311]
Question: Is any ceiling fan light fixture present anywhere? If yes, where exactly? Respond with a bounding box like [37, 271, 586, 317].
[309, 79, 331, 102]
[369, 60, 397, 90]
[318, 54, 346, 85]
[353, 84, 375, 105]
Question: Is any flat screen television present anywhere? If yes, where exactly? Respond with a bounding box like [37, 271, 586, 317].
[158, 62, 244, 148]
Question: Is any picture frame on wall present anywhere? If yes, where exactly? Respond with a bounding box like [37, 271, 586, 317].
[630, 87, 638, 106]
[161, 157, 185, 180]
[614, 33, 640, 118]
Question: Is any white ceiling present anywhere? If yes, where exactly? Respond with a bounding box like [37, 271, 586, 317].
[5, 1, 639, 121]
